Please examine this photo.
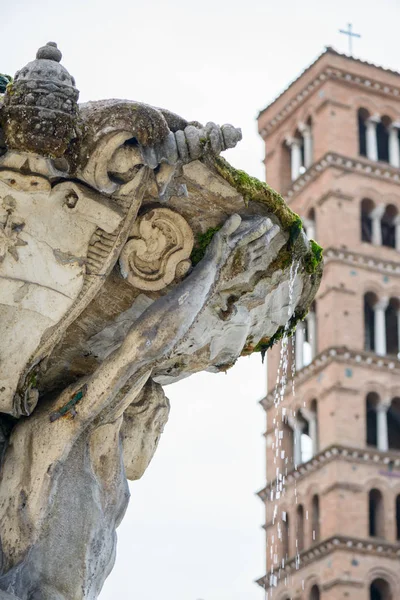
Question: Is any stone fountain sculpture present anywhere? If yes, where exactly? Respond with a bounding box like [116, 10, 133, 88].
[0, 43, 322, 599]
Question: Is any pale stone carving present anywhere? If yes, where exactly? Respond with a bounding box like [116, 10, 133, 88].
[119, 208, 194, 291]
[0, 42, 322, 599]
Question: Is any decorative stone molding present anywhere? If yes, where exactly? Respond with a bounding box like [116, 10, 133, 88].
[257, 444, 400, 501]
[261, 346, 400, 411]
[286, 152, 400, 200]
[259, 48, 400, 137]
[256, 535, 400, 590]
[119, 208, 194, 291]
[323, 247, 400, 276]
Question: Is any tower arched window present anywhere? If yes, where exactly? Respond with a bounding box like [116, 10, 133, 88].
[309, 584, 320, 600]
[303, 207, 316, 241]
[296, 504, 305, 552]
[282, 512, 290, 561]
[377, 116, 391, 163]
[385, 298, 399, 356]
[369, 488, 385, 538]
[295, 302, 317, 371]
[381, 204, 397, 248]
[388, 397, 400, 450]
[366, 392, 379, 447]
[310, 399, 319, 456]
[286, 133, 304, 182]
[361, 198, 375, 243]
[370, 578, 391, 600]
[311, 494, 320, 543]
[364, 292, 378, 352]
[358, 108, 369, 157]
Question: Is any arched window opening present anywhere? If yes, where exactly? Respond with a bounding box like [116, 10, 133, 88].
[310, 584, 320, 600]
[361, 198, 375, 243]
[358, 108, 369, 157]
[366, 393, 379, 447]
[282, 512, 289, 561]
[286, 133, 304, 182]
[381, 204, 397, 248]
[310, 399, 319, 455]
[311, 494, 320, 543]
[296, 504, 305, 552]
[364, 292, 378, 352]
[385, 298, 399, 356]
[396, 494, 400, 541]
[298, 410, 313, 464]
[295, 302, 317, 371]
[388, 397, 400, 451]
[370, 578, 391, 600]
[369, 488, 384, 538]
[303, 207, 316, 240]
[281, 142, 292, 193]
[377, 116, 391, 163]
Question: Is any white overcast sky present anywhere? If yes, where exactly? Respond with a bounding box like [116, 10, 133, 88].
[2, 1, 400, 599]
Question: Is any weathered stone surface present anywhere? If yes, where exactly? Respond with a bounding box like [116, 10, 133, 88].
[0, 42, 322, 599]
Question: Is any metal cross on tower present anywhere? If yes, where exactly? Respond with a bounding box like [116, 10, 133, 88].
[339, 23, 361, 56]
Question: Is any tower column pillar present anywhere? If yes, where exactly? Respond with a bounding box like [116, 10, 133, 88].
[302, 217, 316, 241]
[388, 122, 400, 168]
[305, 310, 317, 361]
[370, 205, 385, 246]
[373, 297, 389, 356]
[286, 137, 302, 181]
[376, 402, 390, 452]
[295, 323, 305, 371]
[293, 422, 304, 467]
[366, 116, 380, 162]
[301, 126, 313, 169]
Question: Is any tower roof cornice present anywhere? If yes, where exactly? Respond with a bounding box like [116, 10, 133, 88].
[258, 47, 400, 138]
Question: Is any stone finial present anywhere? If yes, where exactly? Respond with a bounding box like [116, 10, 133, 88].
[36, 41, 62, 62]
[1, 42, 79, 158]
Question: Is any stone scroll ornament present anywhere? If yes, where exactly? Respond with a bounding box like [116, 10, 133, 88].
[0, 42, 322, 599]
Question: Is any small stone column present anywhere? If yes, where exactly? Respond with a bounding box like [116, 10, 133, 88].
[305, 310, 317, 361]
[302, 217, 316, 241]
[308, 413, 318, 456]
[293, 422, 304, 467]
[388, 122, 400, 168]
[287, 137, 302, 181]
[376, 403, 390, 452]
[394, 215, 400, 252]
[396, 307, 400, 355]
[302, 127, 313, 169]
[295, 323, 305, 371]
[370, 205, 385, 246]
[373, 297, 389, 356]
[366, 116, 380, 162]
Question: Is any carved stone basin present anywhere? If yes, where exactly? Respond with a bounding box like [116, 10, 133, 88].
[0, 42, 322, 600]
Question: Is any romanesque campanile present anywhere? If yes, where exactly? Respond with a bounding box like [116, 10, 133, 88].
[257, 48, 400, 600]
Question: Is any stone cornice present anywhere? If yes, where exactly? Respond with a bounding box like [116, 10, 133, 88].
[286, 153, 400, 200]
[256, 445, 400, 501]
[323, 247, 400, 277]
[256, 535, 400, 590]
[258, 47, 400, 137]
[261, 346, 400, 411]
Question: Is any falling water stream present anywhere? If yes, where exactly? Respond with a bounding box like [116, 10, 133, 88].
[266, 259, 300, 598]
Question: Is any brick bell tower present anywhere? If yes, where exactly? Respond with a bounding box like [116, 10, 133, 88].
[256, 48, 400, 600]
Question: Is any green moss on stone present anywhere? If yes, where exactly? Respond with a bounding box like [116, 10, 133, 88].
[190, 226, 221, 265]
[253, 309, 307, 360]
[213, 155, 303, 236]
[304, 239, 323, 274]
